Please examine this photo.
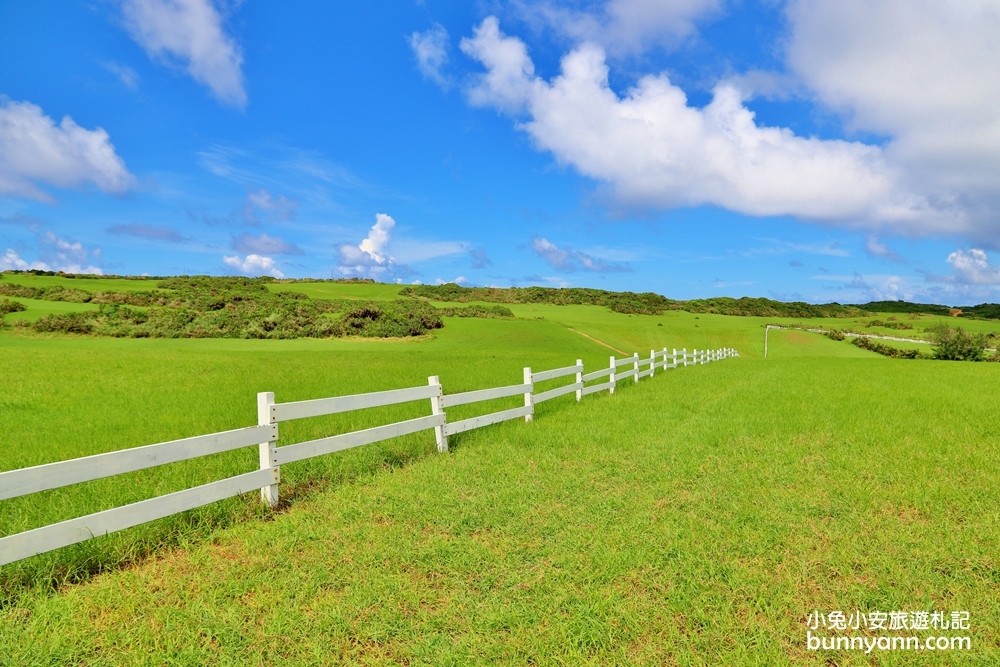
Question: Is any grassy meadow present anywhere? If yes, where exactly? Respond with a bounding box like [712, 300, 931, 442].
[2, 276, 1000, 665]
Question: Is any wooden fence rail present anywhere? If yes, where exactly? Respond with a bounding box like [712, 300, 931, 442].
[0, 346, 739, 566]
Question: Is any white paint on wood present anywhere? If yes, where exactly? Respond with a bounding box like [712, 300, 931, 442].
[440, 382, 532, 408]
[428, 376, 447, 453]
[271, 385, 439, 422]
[575, 359, 583, 402]
[277, 414, 445, 464]
[613, 356, 636, 368]
[257, 392, 279, 508]
[0, 468, 277, 567]
[534, 382, 584, 404]
[532, 364, 583, 382]
[636, 369, 653, 379]
[581, 367, 613, 382]
[581, 381, 613, 396]
[609, 356, 617, 395]
[633, 352, 640, 383]
[442, 405, 532, 437]
[523, 367, 534, 423]
[0, 424, 276, 502]
[614, 369, 638, 382]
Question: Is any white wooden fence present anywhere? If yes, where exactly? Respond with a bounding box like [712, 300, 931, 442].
[0, 346, 739, 566]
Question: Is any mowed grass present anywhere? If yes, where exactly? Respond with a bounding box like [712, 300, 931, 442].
[0, 316, 606, 601]
[2, 354, 999, 665]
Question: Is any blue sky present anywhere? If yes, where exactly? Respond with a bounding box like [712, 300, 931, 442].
[2, 1, 1000, 305]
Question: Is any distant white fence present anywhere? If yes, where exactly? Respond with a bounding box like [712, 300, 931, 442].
[0, 346, 739, 566]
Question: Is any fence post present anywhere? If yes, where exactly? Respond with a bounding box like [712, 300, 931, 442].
[609, 355, 616, 395]
[523, 366, 534, 422]
[633, 352, 640, 383]
[428, 375, 448, 453]
[257, 391, 279, 508]
[683, 348, 688, 367]
[670, 348, 675, 368]
[650, 349, 656, 377]
[575, 359, 583, 402]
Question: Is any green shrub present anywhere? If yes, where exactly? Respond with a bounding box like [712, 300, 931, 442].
[826, 329, 845, 341]
[928, 324, 989, 361]
[852, 336, 923, 359]
[0, 297, 27, 315]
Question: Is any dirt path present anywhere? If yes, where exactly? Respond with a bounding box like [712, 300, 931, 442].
[566, 327, 629, 355]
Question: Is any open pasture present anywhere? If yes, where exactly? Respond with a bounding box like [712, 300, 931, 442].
[2, 280, 999, 664]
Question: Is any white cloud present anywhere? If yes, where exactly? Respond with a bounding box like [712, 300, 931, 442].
[39, 231, 104, 274]
[0, 99, 134, 202]
[514, 0, 721, 56]
[119, 0, 246, 107]
[104, 61, 141, 90]
[531, 236, 630, 273]
[2, 234, 104, 274]
[410, 24, 451, 88]
[784, 0, 1000, 238]
[222, 253, 283, 278]
[865, 236, 902, 262]
[335, 213, 411, 280]
[1, 249, 51, 272]
[946, 249, 1000, 286]
[434, 276, 469, 285]
[232, 232, 302, 255]
[461, 18, 927, 224]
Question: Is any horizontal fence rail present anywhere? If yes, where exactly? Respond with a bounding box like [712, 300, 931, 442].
[0, 346, 739, 566]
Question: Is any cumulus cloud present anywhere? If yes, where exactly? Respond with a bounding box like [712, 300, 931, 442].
[460, 18, 929, 225]
[4, 232, 105, 274]
[946, 249, 1000, 286]
[435, 276, 469, 285]
[222, 253, 283, 278]
[232, 232, 302, 255]
[1, 248, 51, 272]
[118, 0, 247, 107]
[39, 231, 104, 274]
[515, 0, 721, 56]
[335, 213, 413, 280]
[531, 236, 630, 273]
[410, 24, 451, 87]
[784, 0, 1000, 238]
[0, 99, 134, 202]
[106, 223, 191, 243]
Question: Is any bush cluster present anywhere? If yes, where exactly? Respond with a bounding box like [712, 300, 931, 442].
[436, 304, 514, 319]
[866, 319, 914, 330]
[825, 329, 845, 341]
[21, 277, 446, 339]
[400, 284, 871, 318]
[400, 284, 675, 315]
[852, 336, 924, 359]
[928, 324, 991, 361]
[0, 297, 26, 316]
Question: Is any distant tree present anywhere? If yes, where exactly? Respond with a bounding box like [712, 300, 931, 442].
[928, 324, 989, 361]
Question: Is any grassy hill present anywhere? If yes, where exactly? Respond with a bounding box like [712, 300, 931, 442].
[2, 275, 999, 664]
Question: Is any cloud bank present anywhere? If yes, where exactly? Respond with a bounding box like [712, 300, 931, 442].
[119, 0, 247, 107]
[531, 236, 630, 273]
[460, 18, 923, 226]
[223, 253, 283, 278]
[335, 213, 411, 280]
[0, 100, 134, 202]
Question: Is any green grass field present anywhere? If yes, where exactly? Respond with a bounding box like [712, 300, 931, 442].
[2, 279, 999, 665]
